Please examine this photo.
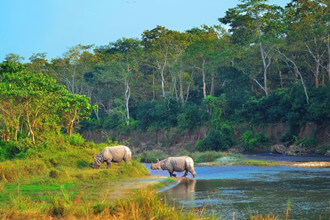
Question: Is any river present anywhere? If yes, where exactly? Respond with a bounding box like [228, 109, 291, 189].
[145, 156, 330, 219]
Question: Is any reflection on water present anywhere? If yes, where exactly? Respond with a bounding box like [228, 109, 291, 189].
[165, 178, 196, 202]
[153, 165, 330, 220]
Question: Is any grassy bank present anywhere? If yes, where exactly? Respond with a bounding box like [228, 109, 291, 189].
[0, 138, 212, 219]
[0, 139, 286, 219]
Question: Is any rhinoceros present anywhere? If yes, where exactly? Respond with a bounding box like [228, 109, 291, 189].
[92, 145, 132, 169]
[151, 156, 196, 178]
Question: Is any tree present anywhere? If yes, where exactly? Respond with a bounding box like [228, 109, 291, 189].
[0, 62, 93, 144]
[90, 38, 142, 126]
[220, 0, 284, 95]
[53, 44, 94, 94]
[183, 26, 232, 100]
[142, 26, 192, 99]
[284, 0, 329, 87]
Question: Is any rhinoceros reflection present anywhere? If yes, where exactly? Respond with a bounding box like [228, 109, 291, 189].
[164, 178, 196, 202]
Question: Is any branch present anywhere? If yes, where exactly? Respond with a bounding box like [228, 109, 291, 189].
[253, 78, 267, 93]
[277, 49, 309, 104]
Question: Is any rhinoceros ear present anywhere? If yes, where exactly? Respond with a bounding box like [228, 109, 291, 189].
[157, 159, 160, 163]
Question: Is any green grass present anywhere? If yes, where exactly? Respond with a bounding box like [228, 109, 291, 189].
[0, 140, 156, 218]
[0, 139, 281, 219]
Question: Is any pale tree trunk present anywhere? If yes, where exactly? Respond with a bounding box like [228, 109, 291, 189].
[157, 48, 169, 98]
[194, 59, 207, 99]
[306, 44, 322, 88]
[152, 72, 156, 100]
[169, 69, 178, 99]
[202, 59, 207, 98]
[179, 69, 184, 105]
[210, 72, 215, 96]
[279, 71, 283, 88]
[278, 50, 309, 104]
[185, 70, 195, 103]
[124, 76, 131, 126]
[259, 44, 272, 96]
[327, 34, 330, 82]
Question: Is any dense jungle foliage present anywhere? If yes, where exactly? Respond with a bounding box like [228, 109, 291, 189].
[0, 0, 329, 158]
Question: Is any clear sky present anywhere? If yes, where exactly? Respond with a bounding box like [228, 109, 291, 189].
[0, 0, 291, 62]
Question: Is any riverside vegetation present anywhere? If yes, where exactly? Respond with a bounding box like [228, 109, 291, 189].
[1, 0, 329, 219]
[0, 136, 281, 219]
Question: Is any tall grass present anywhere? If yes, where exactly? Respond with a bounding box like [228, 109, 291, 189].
[105, 189, 199, 220]
[0, 159, 47, 182]
[1, 188, 205, 219]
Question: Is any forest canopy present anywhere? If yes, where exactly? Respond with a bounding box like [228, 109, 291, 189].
[0, 0, 329, 153]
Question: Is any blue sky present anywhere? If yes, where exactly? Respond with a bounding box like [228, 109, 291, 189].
[0, 0, 290, 62]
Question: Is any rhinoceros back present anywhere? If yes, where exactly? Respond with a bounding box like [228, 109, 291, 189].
[104, 145, 132, 162]
[165, 156, 194, 172]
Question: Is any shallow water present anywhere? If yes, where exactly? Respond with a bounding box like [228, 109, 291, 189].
[145, 163, 330, 219]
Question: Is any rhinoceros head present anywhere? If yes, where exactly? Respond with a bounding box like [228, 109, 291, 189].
[92, 156, 101, 169]
[151, 159, 162, 170]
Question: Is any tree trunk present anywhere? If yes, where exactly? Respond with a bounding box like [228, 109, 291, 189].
[315, 60, 320, 88]
[259, 44, 272, 96]
[153, 72, 155, 100]
[202, 59, 207, 98]
[279, 71, 283, 88]
[278, 50, 309, 104]
[179, 69, 184, 105]
[210, 72, 215, 96]
[124, 77, 131, 126]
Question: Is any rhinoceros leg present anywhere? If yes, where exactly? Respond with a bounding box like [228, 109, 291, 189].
[106, 161, 111, 169]
[168, 171, 176, 177]
[182, 170, 188, 177]
[190, 170, 196, 178]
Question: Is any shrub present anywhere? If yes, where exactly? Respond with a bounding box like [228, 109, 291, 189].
[76, 160, 90, 169]
[0, 141, 21, 161]
[135, 99, 180, 130]
[196, 123, 235, 151]
[138, 150, 169, 163]
[241, 130, 269, 152]
[177, 102, 204, 131]
[190, 151, 226, 163]
[66, 133, 85, 146]
[294, 137, 317, 148]
[49, 169, 60, 179]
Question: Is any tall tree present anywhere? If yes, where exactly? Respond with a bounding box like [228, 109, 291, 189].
[220, 0, 284, 95]
[54, 44, 94, 94]
[284, 0, 329, 87]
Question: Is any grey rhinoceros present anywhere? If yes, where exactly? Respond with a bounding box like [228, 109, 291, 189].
[92, 145, 132, 169]
[151, 156, 196, 178]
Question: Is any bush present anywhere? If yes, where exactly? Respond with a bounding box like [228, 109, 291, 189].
[196, 123, 235, 151]
[135, 99, 180, 130]
[190, 151, 225, 163]
[138, 150, 169, 163]
[0, 141, 21, 161]
[103, 113, 122, 130]
[241, 130, 269, 152]
[295, 137, 317, 148]
[66, 133, 85, 146]
[177, 102, 204, 131]
[49, 169, 61, 179]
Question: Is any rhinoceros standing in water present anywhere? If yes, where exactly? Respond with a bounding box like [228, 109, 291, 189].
[151, 156, 196, 178]
[92, 145, 132, 169]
